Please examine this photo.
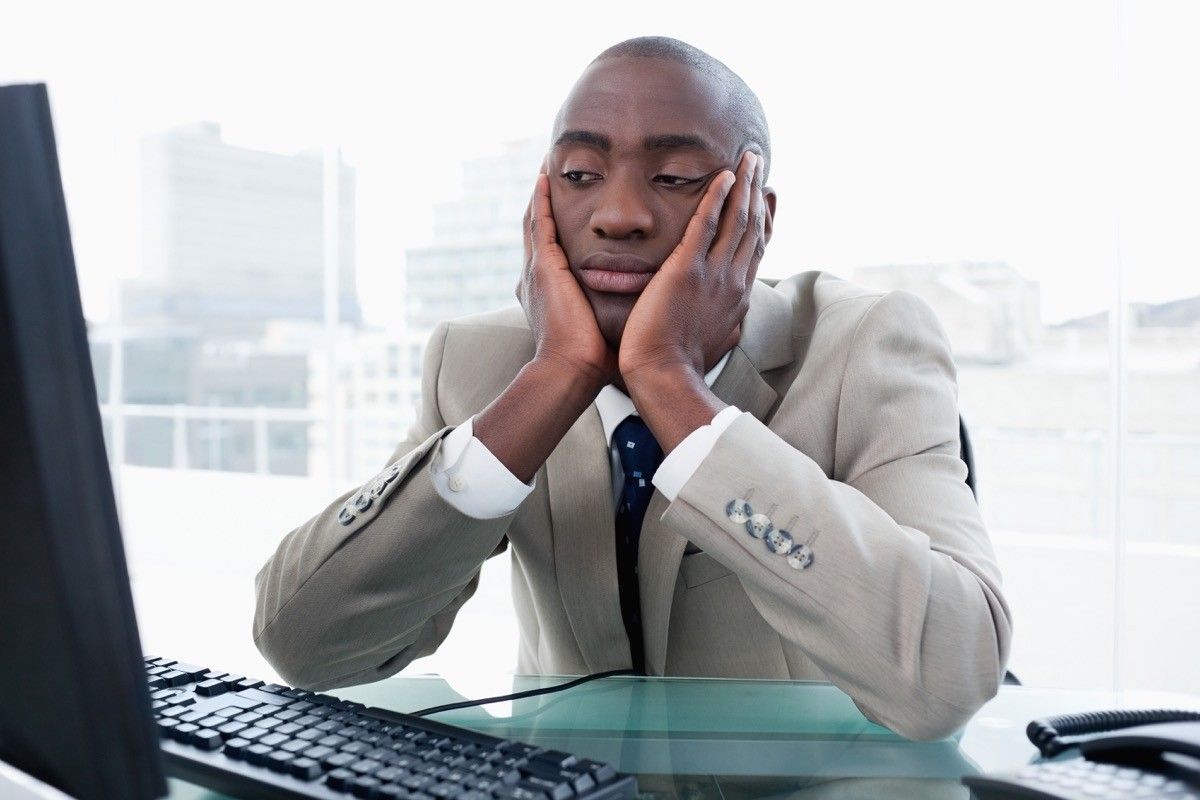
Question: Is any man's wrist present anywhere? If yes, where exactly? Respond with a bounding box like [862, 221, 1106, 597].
[531, 353, 611, 398]
[625, 363, 726, 453]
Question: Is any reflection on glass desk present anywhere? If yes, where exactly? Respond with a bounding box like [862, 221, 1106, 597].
[167, 675, 1200, 799]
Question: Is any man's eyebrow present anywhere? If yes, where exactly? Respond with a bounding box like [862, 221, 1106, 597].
[642, 133, 718, 154]
[553, 130, 612, 150]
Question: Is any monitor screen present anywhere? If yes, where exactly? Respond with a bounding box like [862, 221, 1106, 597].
[0, 83, 166, 800]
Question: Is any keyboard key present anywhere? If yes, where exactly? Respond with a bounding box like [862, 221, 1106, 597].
[257, 717, 283, 731]
[557, 770, 595, 794]
[323, 752, 357, 770]
[161, 706, 189, 719]
[217, 721, 247, 739]
[239, 727, 268, 742]
[296, 728, 323, 741]
[260, 684, 288, 694]
[289, 757, 322, 780]
[213, 706, 243, 718]
[266, 751, 294, 772]
[293, 714, 321, 727]
[197, 716, 225, 728]
[274, 708, 302, 722]
[274, 722, 303, 736]
[147, 677, 168, 690]
[233, 711, 262, 724]
[282, 738, 310, 754]
[161, 670, 191, 688]
[171, 723, 199, 742]
[374, 767, 405, 783]
[325, 769, 356, 790]
[429, 783, 462, 799]
[404, 775, 437, 791]
[259, 732, 288, 748]
[302, 745, 335, 760]
[195, 679, 229, 697]
[192, 729, 223, 751]
[494, 787, 549, 800]
[223, 738, 251, 759]
[520, 777, 573, 800]
[376, 788, 407, 800]
[350, 758, 383, 775]
[244, 743, 273, 766]
[530, 750, 578, 770]
[501, 743, 541, 758]
[234, 677, 264, 691]
[179, 710, 208, 723]
[351, 776, 381, 797]
[576, 759, 617, 784]
[156, 719, 179, 736]
[171, 663, 207, 681]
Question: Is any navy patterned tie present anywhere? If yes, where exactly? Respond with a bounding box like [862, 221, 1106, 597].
[613, 414, 663, 674]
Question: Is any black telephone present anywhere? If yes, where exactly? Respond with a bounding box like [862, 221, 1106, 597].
[964, 710, 1200, 799]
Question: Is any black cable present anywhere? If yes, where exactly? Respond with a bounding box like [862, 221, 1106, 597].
[1027, 709, 1200, 758]
[409, 669, 639, 718]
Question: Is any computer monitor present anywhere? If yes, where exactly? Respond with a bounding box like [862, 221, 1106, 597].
[0, 83, 167, 800]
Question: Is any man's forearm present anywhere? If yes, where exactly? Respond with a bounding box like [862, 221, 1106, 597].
[474, 357, 607, 484]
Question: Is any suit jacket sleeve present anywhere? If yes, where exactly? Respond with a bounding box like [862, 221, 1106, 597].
[252, 321, 516, 690]
[659, 290, 1013, 741]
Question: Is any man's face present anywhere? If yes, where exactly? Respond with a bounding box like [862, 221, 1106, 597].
[548, 56, 772, 348]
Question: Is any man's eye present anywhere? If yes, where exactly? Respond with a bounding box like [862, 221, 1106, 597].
[654, 174, 701, 187]
[562, 170, 600, 183]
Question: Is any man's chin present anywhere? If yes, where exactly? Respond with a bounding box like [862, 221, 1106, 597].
[585, 290, 636, 350]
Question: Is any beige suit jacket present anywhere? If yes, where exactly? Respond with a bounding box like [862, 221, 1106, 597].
[253, 271, 1013, 741]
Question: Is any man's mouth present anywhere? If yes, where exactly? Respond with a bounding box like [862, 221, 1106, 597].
[577, 252, 656, 294]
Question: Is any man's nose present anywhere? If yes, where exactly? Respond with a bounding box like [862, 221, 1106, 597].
[589, 176, 654, 240]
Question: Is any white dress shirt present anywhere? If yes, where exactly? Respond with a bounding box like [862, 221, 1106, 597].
[430, 352, 742, 519]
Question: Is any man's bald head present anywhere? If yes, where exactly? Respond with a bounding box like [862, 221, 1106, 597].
[584, 36, 771, 180]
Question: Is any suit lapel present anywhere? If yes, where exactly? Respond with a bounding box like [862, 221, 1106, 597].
[638, 279, 795, 675]
[546, 405, 631, 672]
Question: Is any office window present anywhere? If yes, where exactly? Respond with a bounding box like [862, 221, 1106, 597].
[7, 0, 1195, 695]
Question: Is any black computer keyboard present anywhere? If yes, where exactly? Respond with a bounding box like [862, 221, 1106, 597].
[144, 657, 638, 800]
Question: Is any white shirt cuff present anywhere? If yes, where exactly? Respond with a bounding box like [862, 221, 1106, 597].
[430, 416, 536, 519]
[652, 405, 743, 502]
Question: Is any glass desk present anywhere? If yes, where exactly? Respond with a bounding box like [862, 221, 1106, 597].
[168, 675, 1200, 799]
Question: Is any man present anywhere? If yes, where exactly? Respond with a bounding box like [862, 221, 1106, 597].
[253, 36, 1012, 742]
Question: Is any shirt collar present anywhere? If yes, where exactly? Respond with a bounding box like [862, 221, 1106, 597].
[595, 350, 733, 447]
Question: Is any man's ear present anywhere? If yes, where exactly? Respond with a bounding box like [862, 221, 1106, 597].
[762, 187, 778, 246]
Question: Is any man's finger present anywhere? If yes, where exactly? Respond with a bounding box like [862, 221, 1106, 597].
[711, 151, 756, 263]
[732, 153, 766, 280]
[530, 173, 563, 269]
[671, 170, 736, 272]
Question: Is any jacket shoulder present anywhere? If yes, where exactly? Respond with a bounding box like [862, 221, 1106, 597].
[433, 305, 534, 424]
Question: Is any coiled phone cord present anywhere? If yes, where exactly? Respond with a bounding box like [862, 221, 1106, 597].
[1027, 709, 1200, 757]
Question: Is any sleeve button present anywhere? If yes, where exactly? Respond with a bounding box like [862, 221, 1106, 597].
[448, 474, 467, 492]
[745, 513, 773, 539]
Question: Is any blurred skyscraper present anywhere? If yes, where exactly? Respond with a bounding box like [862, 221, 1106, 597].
[404, 138, 545, 365]
[123, 122, 359, 334]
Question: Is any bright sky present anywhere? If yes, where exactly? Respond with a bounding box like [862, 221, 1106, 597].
[3, 0, 1197, 325]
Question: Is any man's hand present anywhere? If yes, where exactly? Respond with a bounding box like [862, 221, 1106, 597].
[620, 150, 765, 384]
[619, 151, 767, 452]
[472, 172, 613, 485]
[516, 172, 616, 386]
